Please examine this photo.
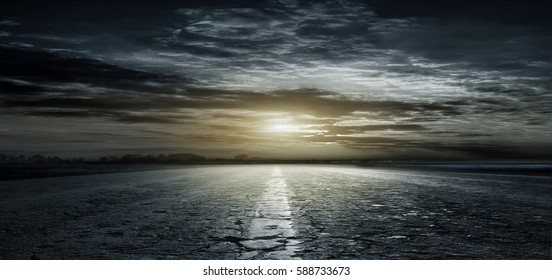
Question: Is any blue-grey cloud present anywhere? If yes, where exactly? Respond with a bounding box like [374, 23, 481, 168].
[0, 0, 550, 159]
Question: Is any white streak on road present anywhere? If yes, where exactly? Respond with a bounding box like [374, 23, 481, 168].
[240, 167, 301, 259]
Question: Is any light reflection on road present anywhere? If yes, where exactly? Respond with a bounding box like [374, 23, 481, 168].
[241, 167, 301, 259]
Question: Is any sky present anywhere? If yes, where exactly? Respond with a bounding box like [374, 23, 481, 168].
[0, 0, 550, 160]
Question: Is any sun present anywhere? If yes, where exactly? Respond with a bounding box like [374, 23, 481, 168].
[265, 118, 301, 133]
[268, 124, 297, 132]
[267, 123, 298, 133]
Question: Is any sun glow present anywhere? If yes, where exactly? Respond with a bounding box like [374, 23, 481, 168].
[266, 123, 299, 133]
[264, 117, 328, 135]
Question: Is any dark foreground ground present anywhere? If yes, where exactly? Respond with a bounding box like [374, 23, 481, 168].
[0, 165, 550, 259]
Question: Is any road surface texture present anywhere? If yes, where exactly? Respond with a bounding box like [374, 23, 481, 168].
[1, 165, 550, 259]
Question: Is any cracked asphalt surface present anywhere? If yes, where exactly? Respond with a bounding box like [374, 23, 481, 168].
[0, 165, 550, 259]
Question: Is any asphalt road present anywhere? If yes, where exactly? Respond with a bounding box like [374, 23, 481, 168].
[0, 165, 550, 259]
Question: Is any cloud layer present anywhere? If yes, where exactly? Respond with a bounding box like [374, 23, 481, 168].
[0, 0, 550, 159]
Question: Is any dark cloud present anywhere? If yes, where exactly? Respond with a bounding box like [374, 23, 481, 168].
[3, 86, 463, 119]
[0, 46, 186, 93]
[187, 133, 266, 145]
[114, 115, 183, 124]
[364, 0, 551, 26]
[419, 142, 552, 160]
[63, 140, 102, 143]
[25, 111, 108, 118]
[76, 132, 129, 137]
[0, 20, 20, 26]
[0, 1, 550, 160]
[525, 120, 546, 126]
[26, 110, 184, 124]
[301, 135, 411, 145]
[0, 79, 45, 94]
[455, 133, 494, 137]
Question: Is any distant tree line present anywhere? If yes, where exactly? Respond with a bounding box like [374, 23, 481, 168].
[0, 154, 84, 164]
[1, 153, 317, 165]
[98, 153, 207, 164]
[0, 153, 210, 164]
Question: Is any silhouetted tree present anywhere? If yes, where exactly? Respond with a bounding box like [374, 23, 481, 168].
[234, 154, 249, 160]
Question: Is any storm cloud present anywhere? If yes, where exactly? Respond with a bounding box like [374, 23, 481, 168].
[0, 0, 550, 159]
